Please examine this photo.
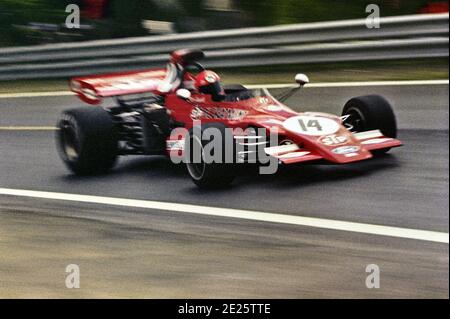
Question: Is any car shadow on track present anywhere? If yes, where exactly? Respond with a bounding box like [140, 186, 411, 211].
[251, 154, 400, 186]
[60, 156, 188, 182]
[223, 156, 401, 192]
[181, 154, 401, 193]
[58, 153, 400, 193]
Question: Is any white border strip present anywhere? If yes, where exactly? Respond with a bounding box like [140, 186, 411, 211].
[0, 91, 75, 99]
[0, 80, 447, 99]
[0, 126, 58, 131]
[0, 188, 447, 244]
[246, 79, 450, 89]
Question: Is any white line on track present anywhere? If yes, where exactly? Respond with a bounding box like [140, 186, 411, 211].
[246, 79, 450, 89]
[0, 126, 58, 131]
[0, 91, 74, 99]
[0, 187, 447, 244]
[0, 80, 448, 99]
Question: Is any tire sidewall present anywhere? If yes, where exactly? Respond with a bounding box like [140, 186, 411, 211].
[185, 123, 236, 188]
[56, 112, 83, 164]
[56, 107, 118, 175]
[343, 95, 397, 138]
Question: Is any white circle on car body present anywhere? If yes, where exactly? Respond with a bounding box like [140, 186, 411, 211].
[283, 115, 340, 136]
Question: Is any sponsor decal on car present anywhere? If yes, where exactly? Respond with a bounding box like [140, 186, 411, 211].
[318, 134, 349, 146]
[332, 145, 360, 155]
[81, 71, 165, 89]
[190, 106, 248, 121]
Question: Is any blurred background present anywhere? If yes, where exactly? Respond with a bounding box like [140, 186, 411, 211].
[0, 0, 447, 88]
[0, 0, 448, 47]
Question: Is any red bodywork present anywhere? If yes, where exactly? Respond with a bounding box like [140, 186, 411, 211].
[82, 0, 110, 19]
[418, 1, 449, 14]
[70, 62, 402, 165]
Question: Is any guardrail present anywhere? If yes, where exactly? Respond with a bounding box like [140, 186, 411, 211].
[0, 13, 448, 81]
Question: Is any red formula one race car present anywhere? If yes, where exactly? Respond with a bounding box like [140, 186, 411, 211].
[57, 49, 402, 188]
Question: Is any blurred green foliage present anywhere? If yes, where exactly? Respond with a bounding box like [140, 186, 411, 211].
[94, 0, 153, 38]
[0, 0, 435, 46]
[0, 0, 75, 25]
[235, 0, 430, 25]
[0, 0, 183, 43]
[0, 0, 73, 46]
[97, 0, 206, 37]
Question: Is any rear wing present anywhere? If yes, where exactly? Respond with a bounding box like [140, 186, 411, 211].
[70, 68, 167, 104]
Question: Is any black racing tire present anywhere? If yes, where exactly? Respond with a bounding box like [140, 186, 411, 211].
[56, 107, 118, 175]
[185, 123, 236, 189]
[342, 95, 397, 155]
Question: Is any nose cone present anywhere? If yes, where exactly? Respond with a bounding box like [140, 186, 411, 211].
[282, 114, 373, 164]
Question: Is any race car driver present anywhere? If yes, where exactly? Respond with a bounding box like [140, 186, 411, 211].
[194, 70, 226, 102]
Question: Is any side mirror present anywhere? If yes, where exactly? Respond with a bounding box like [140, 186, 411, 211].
[176, 88, 192, 100]
[295, 73, 309, 86]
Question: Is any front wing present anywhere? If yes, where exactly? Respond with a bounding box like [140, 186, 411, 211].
[264, 130, 402, 164]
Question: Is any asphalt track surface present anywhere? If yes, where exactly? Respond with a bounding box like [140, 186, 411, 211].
[0, 83, 448, 298]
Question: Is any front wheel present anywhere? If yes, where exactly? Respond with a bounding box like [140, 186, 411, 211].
[185, 123, 236, 189]
[56, 107, 118, 175]
[342, 95, 397, 154]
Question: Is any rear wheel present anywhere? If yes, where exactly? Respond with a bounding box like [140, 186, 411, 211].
[56, 107, 118, 175]
[185, 123, 236, 189]
[342, 95, 397, 155]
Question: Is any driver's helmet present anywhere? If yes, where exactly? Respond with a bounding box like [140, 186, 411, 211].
[195, 70, 225, 101]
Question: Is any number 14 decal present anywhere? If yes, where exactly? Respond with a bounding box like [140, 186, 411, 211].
[298, 118, 323, 132]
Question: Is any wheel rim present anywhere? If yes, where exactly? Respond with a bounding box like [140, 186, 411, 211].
[186, 136, 206, 180]
[59, 120, 80, 161]
[343, 107, 366, 133]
